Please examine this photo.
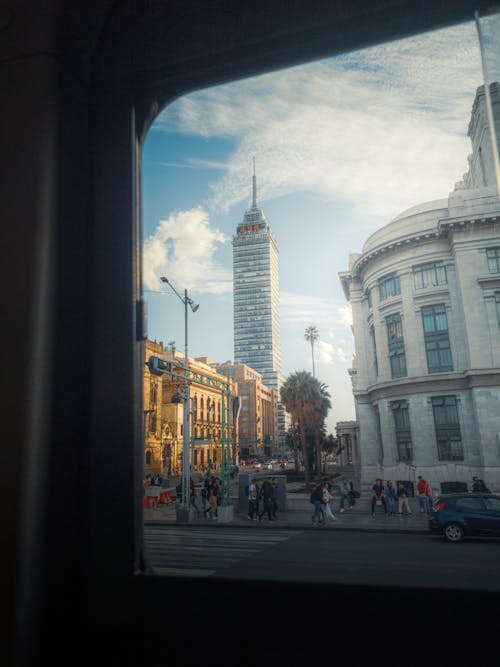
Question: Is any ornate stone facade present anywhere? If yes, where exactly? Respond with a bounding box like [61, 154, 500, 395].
[340, 84, 500, 494]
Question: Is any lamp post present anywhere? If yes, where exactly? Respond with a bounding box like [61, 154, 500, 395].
[207, 402, 213, 475]
[160, 276, 199, 519]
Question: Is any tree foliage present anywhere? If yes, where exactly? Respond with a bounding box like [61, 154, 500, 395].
[280, 370, 331, 485]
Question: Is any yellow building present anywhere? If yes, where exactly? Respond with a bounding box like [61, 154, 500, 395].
[211, 361, 278, 460]
[143, 342, 237, 475]
[143, 339, 166, 475]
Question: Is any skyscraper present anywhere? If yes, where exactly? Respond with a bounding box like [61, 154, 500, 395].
[232, 162, 287, 453]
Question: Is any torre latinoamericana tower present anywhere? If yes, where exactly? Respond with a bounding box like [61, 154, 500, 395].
[232, 163, 287, 452]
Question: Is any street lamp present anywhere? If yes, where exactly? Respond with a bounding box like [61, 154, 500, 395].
[160, 276, 199, 517]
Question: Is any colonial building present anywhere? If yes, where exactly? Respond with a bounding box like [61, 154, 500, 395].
[143, 339, 167, 475]
[213, 361, 278, 460]
[340, 83, 500, 494]
[143, 343, 237, 475]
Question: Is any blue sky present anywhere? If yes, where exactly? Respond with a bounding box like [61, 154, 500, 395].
[141, 17, 493, 433]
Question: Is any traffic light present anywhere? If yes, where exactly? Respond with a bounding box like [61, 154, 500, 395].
[147, 356, 173, 376]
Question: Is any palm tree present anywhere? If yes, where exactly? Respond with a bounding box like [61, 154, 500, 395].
[304, 326, 319, 377]
[280, 370, 331, 486]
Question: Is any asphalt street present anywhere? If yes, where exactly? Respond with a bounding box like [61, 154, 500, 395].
[144, 523, 500, 591]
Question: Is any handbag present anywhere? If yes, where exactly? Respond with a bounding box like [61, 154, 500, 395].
[375, 499, 382, 506]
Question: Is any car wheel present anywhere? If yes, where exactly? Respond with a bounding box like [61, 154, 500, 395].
[444, 522, 464, 543]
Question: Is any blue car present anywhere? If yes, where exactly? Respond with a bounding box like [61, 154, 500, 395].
[428, 492, 500, 543]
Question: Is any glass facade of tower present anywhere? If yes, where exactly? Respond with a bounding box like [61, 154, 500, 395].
[232, 188, 287, 452]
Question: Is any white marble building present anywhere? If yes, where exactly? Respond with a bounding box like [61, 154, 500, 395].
[340, 84, 500, 494]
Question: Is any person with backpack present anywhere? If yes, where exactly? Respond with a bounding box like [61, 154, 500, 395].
[310, 483, 325, 526]
[258, 476, 275, 521]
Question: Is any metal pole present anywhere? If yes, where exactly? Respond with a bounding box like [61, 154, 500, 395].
[182, 289, 190, 511]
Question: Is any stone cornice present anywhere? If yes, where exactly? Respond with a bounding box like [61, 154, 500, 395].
[352, 369, 500, 403]
[349, 214, 500, 280]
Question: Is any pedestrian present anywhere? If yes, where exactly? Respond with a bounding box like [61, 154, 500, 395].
[189, 477, 200, 515]
[385, 480, 397, 515]
[271, 477, 278, 519]
[416, 475, 432, 513]
[397, 481, 412, 515]
[371, 478, 387, 517]
[338, 478, 353, 513]
[254, 479, 261, 517]
[247, 478, 258, 520]
[471, 476, 490, 493]
[258, 476, 275, 521]
[201, 484, 211, 517]
[310, 483, 325, 526]
[346, 479, 357, 506]
[322, 482, 338, 522]
[208, 476, 218, 519]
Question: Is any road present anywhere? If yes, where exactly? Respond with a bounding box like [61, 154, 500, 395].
[144, 524, 500, 592]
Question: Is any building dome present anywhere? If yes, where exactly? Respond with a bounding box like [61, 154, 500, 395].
[362, 198, 449, 254]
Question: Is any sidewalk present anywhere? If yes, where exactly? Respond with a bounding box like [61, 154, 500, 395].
[144, 491, 430, 534]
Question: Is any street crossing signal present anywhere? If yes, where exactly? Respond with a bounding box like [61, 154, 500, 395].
[147, 356, 173, 376]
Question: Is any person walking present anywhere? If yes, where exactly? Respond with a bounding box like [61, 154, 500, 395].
[385, 480, 397, 515]
[189, 477, 200, 515]
[338, 479, 353, 513]
[310, 483, 325, 526]
[247, 478, 258, 520]
[397, 481, 412, 515]
[208, 476, 219, 519]
[471, 476, 491, 493]
[371, 478, 388, 517]
[416, 475, 432, 513]
[271, 477, 279, 519]
[258, 476, 275, 521]
[200, 484, 211, 517]
[322, 482, 338, 522]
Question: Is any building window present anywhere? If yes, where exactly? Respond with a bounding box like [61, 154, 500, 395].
[378, 273, 400, 300]
[392, 402, 413, 462]
[496, 292, 500, 325]
[386, 313, 407, 378]
[365, 288, 372, 308]
[431, 396, 463, 461]
[369, 325, 378, 376]
[487, 247, 500, 273]
[413, 262, 447, 289]
[422, 304, 453, 372]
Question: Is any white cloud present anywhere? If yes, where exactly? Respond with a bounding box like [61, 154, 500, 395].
[280, 291, 340, 325]
[153, 22, 482, 221]
[142, 207, 232, 294]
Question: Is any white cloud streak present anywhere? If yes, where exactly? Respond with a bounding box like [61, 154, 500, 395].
[153, 22, 482, 221]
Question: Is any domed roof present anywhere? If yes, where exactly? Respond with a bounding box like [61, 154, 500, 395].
[362, 198, 449, 253]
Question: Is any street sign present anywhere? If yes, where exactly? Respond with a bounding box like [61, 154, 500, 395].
[147, 356, 173, 376]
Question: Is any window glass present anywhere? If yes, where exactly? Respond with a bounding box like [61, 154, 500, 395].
[455, 497, 484, 510]
[484, 497, 500, 510]
[379, 273, 401, 300]
[487, 247, 500, 273]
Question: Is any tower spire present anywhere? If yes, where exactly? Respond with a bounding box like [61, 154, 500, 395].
[252, 156, 257, 208]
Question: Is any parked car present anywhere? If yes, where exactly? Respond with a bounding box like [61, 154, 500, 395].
[428, 492, 500, 542]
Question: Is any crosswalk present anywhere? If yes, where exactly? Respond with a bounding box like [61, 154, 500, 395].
[144, 525, 295, 577]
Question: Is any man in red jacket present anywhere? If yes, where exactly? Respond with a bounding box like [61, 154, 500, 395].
[416, 475, 431, 514]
